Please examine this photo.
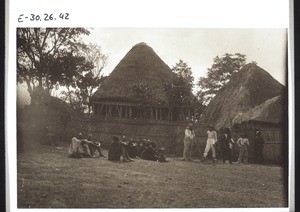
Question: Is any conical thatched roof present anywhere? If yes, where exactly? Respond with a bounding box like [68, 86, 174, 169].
[204, 63, 285, 129]
[232, 95, 286, 125]
[91, 42, 177, 104]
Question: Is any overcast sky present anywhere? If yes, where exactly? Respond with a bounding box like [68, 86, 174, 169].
[83, 28, 287, 86]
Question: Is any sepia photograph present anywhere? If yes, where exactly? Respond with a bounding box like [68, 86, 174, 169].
[16, 27, 289, 209]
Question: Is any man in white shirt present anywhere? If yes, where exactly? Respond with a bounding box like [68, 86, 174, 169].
[183, 123, 195, 161]
[201, 125, 217, 163]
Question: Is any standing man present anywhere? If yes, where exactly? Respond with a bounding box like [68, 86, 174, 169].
[219, 127, 234, 164]
[237, 134, 250, 164]
[183, 123, 195, 161]
[201, 125, 217, 163]
[253, 130, 264, 164]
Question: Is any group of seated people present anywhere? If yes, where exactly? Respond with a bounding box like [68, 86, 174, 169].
[108, 136, 168, 162]
[68, 133, 105, 158]
[68, 133, 168, 163]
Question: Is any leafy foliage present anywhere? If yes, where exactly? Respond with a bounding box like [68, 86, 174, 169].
[59, 44, 109, 113]
[17, 28, 91, 96]
[59, 90, 86, 113]
[171, 59, 194, 86]
[197, 53, 246, 105]
[131, 83, 161, 106]
[164, 60, 205, 120]
[164, 60, 195, 106]
[163, 77, 193, 106]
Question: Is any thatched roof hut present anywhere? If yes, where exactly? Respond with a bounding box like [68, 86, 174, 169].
[204, 63, 285, 129]
[90, 42, 194, 122]
[232, 95, 286, 126]
[91, 42, 177, 104]
[231, 94, 287, 164]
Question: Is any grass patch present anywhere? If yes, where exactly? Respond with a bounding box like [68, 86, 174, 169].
[17, 143, 287, 208]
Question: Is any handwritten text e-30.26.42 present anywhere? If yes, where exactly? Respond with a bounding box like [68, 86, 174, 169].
[18, 13, 69, 23]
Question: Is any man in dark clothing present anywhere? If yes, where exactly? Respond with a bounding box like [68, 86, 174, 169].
[127, 138, 138, 158]
[218, 127, 233, 164]
[140, 141, 159, 161]
[253, 130, 265, 164]
[219, 134, 233, 164]
[157, 147, 169, 162]
[137, 139, 147, 157]
[108, 136, 133, 162]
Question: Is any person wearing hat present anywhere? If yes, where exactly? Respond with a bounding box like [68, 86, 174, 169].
[201, 125, 217, 163]
[183, 123, 195, 161]
[253, 130, 264, 164]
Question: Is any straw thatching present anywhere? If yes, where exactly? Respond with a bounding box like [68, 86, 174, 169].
[204, 63, 285, 129]
[91, 42, 177, 104]
[232, 95, 286, 125]
[231, 94, 287, 164]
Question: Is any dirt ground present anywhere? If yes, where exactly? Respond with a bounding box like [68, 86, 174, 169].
[17, 142, 288, 209]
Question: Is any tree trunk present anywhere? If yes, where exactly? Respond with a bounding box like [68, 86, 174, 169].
[25, 79, 33, 97]
[38, 75, 43, 90]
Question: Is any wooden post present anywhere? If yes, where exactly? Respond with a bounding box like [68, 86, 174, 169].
[120, 106, 123, 118]
[108, 105, 112, 118]
[181, 108, 185, 121]
[98, 104, 104, 116]
[116, 105, 122, 118]
[97, 104, 100, 117]
[150, 108, 154, 119]
[105, 104, 108, 120]
[124, 106, 127, 118]
[160, 108, 162, 121]
[96, 104, 100, 115]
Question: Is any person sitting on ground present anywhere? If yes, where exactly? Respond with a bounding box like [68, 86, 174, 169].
[140, 141, 159, 161]
[120, 136, 134, 159]
[80, 138, 93, 158]
[85, 134, 105, 157]
[137, 138, 147, 157]
[68, 133, 86, 158]
[108, 136, 133, 162]
[157, 147, 169, 162]
[127, 138, 138, 158]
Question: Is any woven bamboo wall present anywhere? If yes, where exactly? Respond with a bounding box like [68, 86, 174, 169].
[18, 106, 208, 156]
